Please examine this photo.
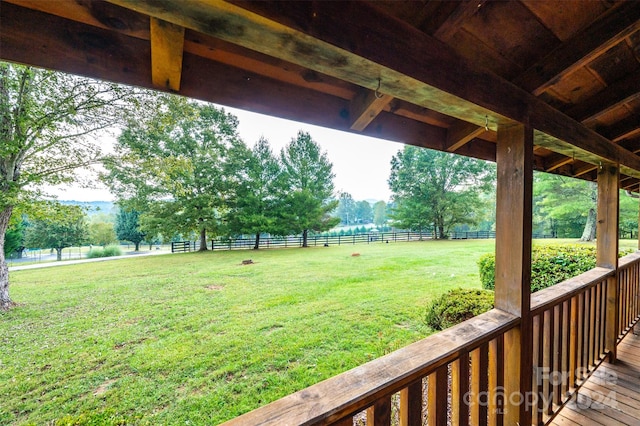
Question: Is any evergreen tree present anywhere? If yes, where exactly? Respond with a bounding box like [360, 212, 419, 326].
[227, 137, 284, 249]
[279, 131, 339, 247]
[114, 208, 145, 251]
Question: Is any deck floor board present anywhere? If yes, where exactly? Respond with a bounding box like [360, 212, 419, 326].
[551, 331, 640, 426]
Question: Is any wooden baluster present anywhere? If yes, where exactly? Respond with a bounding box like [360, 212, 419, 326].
[569, 296, 578, 392]
[532, 314, 543, 426]
[552, 303, 562, 407]
[594, 283, 601, 360]
[488, 336, 504, 426]
[331, 416, 354, 426]
[427, 364, 448, 426]
[576, 292, 585, 381]
[588, 286, 596, 367]
[582, 289, 591, 373]
[561, 300, 570, 402]
[470, 349, 481, 426]
[366, 397, 391, 426]
[451, 352, 470, 426]
[542, 308, 552, 417]
[399, 380, 422, 426]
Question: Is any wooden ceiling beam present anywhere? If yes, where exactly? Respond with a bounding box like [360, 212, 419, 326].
[573, 164, 597, 178]
[101, 0, 640, 178]
[150, 17, 185, 91]
[433, 0, 488, 42]
[513, 2, 640, 96]
[0, 2, 456, 155]
[349, 88, 393, 131]
[444, 121, 487, 152]
[602, 116, 640, 143]
[543, 153, 575, 172]
[564, 71, 640, 123]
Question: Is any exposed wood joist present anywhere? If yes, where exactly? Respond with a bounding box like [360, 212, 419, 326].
[603, 116, 640, 143]
[543, 153, 575, 172]
[444, 121, 487, 152]
[349, 88, 392, 131]
[433, 0, 488, 42]
[564, 71, 640, 123]
[101, 0, 640, 179]
[514, 2, 640, 96]
[150, 17, 185, 91]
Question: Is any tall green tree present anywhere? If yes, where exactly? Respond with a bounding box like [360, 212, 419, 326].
[373, 201, 387, 228]
[533, 173, 597, 241]
[114, 208, 146, 251]
[103, 95, 248, 251]
[279, 131, 339, 247]
[388, 147, 494, 239]
[336, 192, 356, 225]
[354, 200, 373, 224]
[3, 216, 25, 258]
[0, 63, 136, 309]
[24, 203, 88, 261]
[227, 137, 284, 249]
[89, 222, 117, 247]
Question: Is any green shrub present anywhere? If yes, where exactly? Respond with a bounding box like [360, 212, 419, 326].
[425, 288, 494, 330]
[103, 244, 123, 257]
[86, 245, 122, 259]
[478, 245, 633, 293]
[86, 248, 105, 259]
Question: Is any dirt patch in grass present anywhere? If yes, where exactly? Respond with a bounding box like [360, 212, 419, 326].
[93, 378, 117, 396]
[206, 285, 224, 291]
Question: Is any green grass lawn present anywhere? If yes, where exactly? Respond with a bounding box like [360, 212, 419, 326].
[1, 238, 636, 425]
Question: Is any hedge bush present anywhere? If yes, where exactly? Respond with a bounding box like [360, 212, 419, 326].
[479, 245, 632, 293]
[86, 245, 123, 259]
[425, 288, 494, 330]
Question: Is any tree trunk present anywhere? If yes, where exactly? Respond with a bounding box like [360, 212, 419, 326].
[135, 241, 140, 251]
[199, 227, 208, 251]
[302, 229, 308, 248]
[254, 232, 260, 250]
[580, 208, 597, 241]
[56, 247, 63, 261]
[0, 206, 14, 310]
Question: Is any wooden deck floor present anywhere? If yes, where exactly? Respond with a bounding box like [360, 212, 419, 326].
[551, 330, 640, 426]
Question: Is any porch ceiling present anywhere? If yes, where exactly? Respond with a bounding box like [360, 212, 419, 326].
[3, 0, 640, 188]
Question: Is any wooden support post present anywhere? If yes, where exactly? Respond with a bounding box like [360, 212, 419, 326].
[495, 123, 533, 425]
[597, 163, 619, 362]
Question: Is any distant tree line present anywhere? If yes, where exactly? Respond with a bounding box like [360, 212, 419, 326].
[102, 95, 339, 250]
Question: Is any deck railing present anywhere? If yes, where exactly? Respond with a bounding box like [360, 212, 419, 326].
[221, 253, 640, 426]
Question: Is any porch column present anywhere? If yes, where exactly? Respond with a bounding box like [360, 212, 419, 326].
[495, 123, 533, 425]
[598, 163, 619, 362]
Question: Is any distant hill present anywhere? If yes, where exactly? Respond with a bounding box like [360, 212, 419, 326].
[59, 200, 116, 216]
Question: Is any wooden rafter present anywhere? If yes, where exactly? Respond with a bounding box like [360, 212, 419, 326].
[603, 116, 640, 143]
[445, 121, 487, 153]
[564, 71, 640, 123]
[150, 17, 185, 91]
[433, 0, 488, 42]
[101, 0, 640, 178]
[349, 88, 392, 132]
[543, 153, 575, 172]
[514, 2, 640, 96]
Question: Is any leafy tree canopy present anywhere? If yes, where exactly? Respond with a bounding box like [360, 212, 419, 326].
[24, 203, 88, 261]
[0, 62, 139, 309]
[114, 208, 146, 251]
[388, 147, 494, 239]
[103, 95, 249, 251]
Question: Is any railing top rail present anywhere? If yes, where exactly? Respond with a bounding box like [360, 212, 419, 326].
[220, 308, 518, 426]
[530, 266, 614, 316]
[618, 251, 640, 269]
